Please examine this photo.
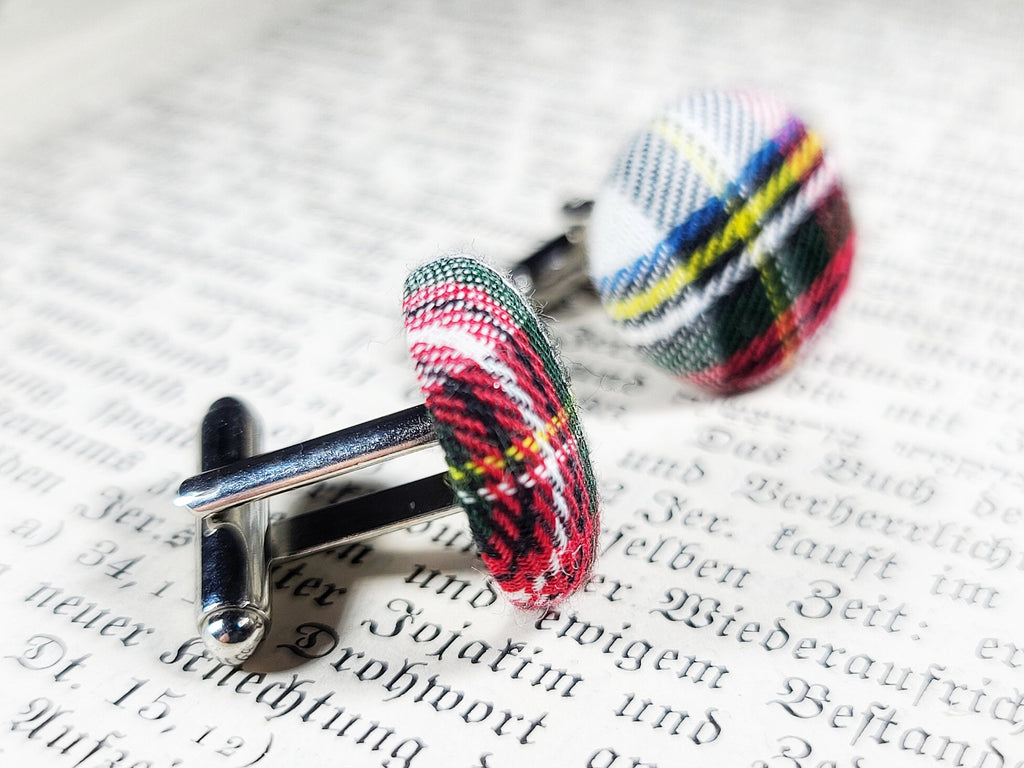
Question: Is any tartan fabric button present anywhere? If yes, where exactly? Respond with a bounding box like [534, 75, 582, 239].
[177, 255, 600, 664]
[403, 255, 599, 608]
[588, 90, 855, 393]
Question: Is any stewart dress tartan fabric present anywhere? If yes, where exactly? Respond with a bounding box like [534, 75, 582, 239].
[588, 90, 855, 393]
[403, 255, 599, 608]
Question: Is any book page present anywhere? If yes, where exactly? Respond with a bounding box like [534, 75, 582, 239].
[1, 1, 1022, 766]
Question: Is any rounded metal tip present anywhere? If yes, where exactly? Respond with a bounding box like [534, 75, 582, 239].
[200, 607, 268, 665]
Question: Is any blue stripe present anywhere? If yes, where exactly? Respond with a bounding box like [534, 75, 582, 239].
[596, 132, 791, 302]
[598, 195, 726, 296]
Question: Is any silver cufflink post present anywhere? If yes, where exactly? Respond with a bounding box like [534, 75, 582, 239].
[184, 397, 460, 666]
[177, 253, 602, 667]
[181, 89, 857, 664]
[508, 198, 592, 309]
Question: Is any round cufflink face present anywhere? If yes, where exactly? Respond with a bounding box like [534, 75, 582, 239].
[588, 90, 855, 393]
[403, 255, 599, 608]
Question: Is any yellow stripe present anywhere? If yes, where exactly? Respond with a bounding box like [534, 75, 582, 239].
[606, 131, 822, 322]
[652, 120, 728, 194]
[447, 411, 566, 481]
[757, 256, 798, 359]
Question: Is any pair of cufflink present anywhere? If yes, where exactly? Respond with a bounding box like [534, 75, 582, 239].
[175, 90, 855, 664]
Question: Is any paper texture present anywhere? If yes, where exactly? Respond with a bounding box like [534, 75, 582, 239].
[1, 1, 1022, 765]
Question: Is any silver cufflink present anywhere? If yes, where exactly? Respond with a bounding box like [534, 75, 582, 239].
[517, 89, 855, 394]
[178, 88, 855, 665]
[176, 255, 600, 665]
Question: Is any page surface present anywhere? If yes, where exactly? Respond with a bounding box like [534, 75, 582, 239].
[1, 2, 1022, 766]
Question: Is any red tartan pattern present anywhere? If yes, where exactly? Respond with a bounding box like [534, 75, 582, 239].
[403, 255, 599, 608]
[589, 90, 855, 392]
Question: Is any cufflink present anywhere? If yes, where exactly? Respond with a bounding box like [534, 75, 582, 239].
[176, 255, 599, 665]
[512, 89, 855, 394]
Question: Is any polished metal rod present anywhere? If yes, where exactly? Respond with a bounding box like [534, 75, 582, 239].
[177, 404, 437, 516]
[197, 396, 270, 665]
[509, 225, 590, 309]
[269, 472, 460, 562]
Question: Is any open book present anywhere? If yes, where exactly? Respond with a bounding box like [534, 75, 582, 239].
[2, 1, 1022, 765]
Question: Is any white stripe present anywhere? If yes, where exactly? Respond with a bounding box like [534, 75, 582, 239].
[407, 324, 572, 545]
[614, 157, 840, 347]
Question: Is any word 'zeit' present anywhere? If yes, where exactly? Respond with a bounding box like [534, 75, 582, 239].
[789, 579, 910, 632]
[655, 584, 908, 638]
[771, 677, 1019, 765]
